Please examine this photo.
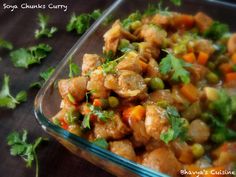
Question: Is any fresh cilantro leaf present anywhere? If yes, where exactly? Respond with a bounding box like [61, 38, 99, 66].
[0, 38, 13, 50]
[101, 60, 118, 74]
[122, 11, 141, 30]
[35, 13, 58, 39]
[204, 21, 229, 41]
[30, 67, 55, 88]
[118, 39, 135, 53]
[7, 130, 47, 177]
[211, 90, 232, 122]
[10, 43, 52, 68]
[160, 52, 191, 84]
[67, 9, 101, 35]
[0, 74, 27, 109]
[93, 138, 108, 149]
[90, 9, 102, 20]
[69, 60, 80, 78]
[144, 2, 170, 16]
[160, 106, 188, 144]
[170, 0, 182, 6]
[82, 104, 114, 129]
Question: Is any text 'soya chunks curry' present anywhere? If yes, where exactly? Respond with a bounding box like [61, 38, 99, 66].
[51, 5, 236, 177]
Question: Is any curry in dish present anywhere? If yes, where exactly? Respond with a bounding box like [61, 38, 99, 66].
[52, 6, 236, 177]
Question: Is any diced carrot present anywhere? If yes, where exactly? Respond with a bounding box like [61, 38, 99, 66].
[60, 119, 69, 130]
[172, 14, 194, 28]
[122, 105, 146, 123]
[183, 53, 196, 63]
[139, 60, 148, 72]
[180, 83, 199, 102]
[197, 52, 209, 65]
[225, 72, 236, 82]
[231, 53, 236, 64]
[219, 63, 232, 74]
[93, 99, 103, 107]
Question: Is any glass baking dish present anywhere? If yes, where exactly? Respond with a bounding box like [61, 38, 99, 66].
[34, 0, 236, 176]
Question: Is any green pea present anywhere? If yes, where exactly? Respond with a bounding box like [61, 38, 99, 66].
[150, 77, 164, 90]
[206, 72, 219, 84]
[108, 96, 119, 108]
[191, 143, 205, 158]
[180, 118, 189, 128]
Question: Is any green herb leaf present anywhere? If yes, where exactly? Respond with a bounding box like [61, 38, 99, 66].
[30, 67, 55, 88]
[10, 43, 52, 68]
[7, 130, 46, 177]
[204, 21, 229, 41]
[93, 138, 108, 149]
[90, 9, 102, 20]
[122, 11, 141, 30]
[69, 60, 80, 78]
[170, 0, 182, 6]
[160, 52, 191, 84]
[160, 106, 188, 144]
[67, 9, 101, 35]
[144, 2, 170, 16]
[82, 114, 91, 129]
[0, 38, 13, 50]
[35, 13, 58, 39]
[0, 74, 27, 109]
[118, 39, 135, 53]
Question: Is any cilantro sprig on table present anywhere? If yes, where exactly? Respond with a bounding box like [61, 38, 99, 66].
[0, 74, 27, 109]
[66, 9, 102, 35]
[7, 130, 47, 177]
[159, 51, 191, 84]
[35, 13, 58, 39]
[160, 106, 188, 144]
[30, 67, 55, 88]
[10, 43, 52, 68]
[0, 38, 13, 50]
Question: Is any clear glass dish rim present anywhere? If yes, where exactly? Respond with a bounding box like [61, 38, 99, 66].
[34, 0, 236, 176]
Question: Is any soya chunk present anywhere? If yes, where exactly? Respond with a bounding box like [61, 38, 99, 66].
[142, 147, 182, 177]
[137, 24, 167, 46]
[194, 39, 215, 55]
[129, 120, 150, 146]
[81, 54, 103, 76]
[188, 119, 210, 143]
[94, 113, 130, 140]
[145, 105, 169, 140]
[116, 52, 143, 74]
[227, 33, 236, 55]
[194, 12, 213, 33]
[109, 139, 136, 161]
[145, 58, 161, 78]
[103, 20, 136, 54]
[105, 70, 147, 99]
[87, 69, 110, 98]
[58, 76, 88, 103]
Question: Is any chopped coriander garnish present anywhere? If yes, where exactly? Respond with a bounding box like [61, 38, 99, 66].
[0, 38, 13, 50]
[69, 59, 80, 78]
[67, 9, 102, 35]
[30, 67, 55, 88]
[160, 106, 188, 144]
[7, 130, 47, 177]
[82, 104, 114, 129]
[92, 138, 109, 149]
[204, 21, 229, 41]
[35, 13, 58, 39]
[159, 51, 191, 84]
[0, 74, 27, 109]
[170, 0, 182, 6]
[10, 43, 52, 68]
[122, 11, 142, 30]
